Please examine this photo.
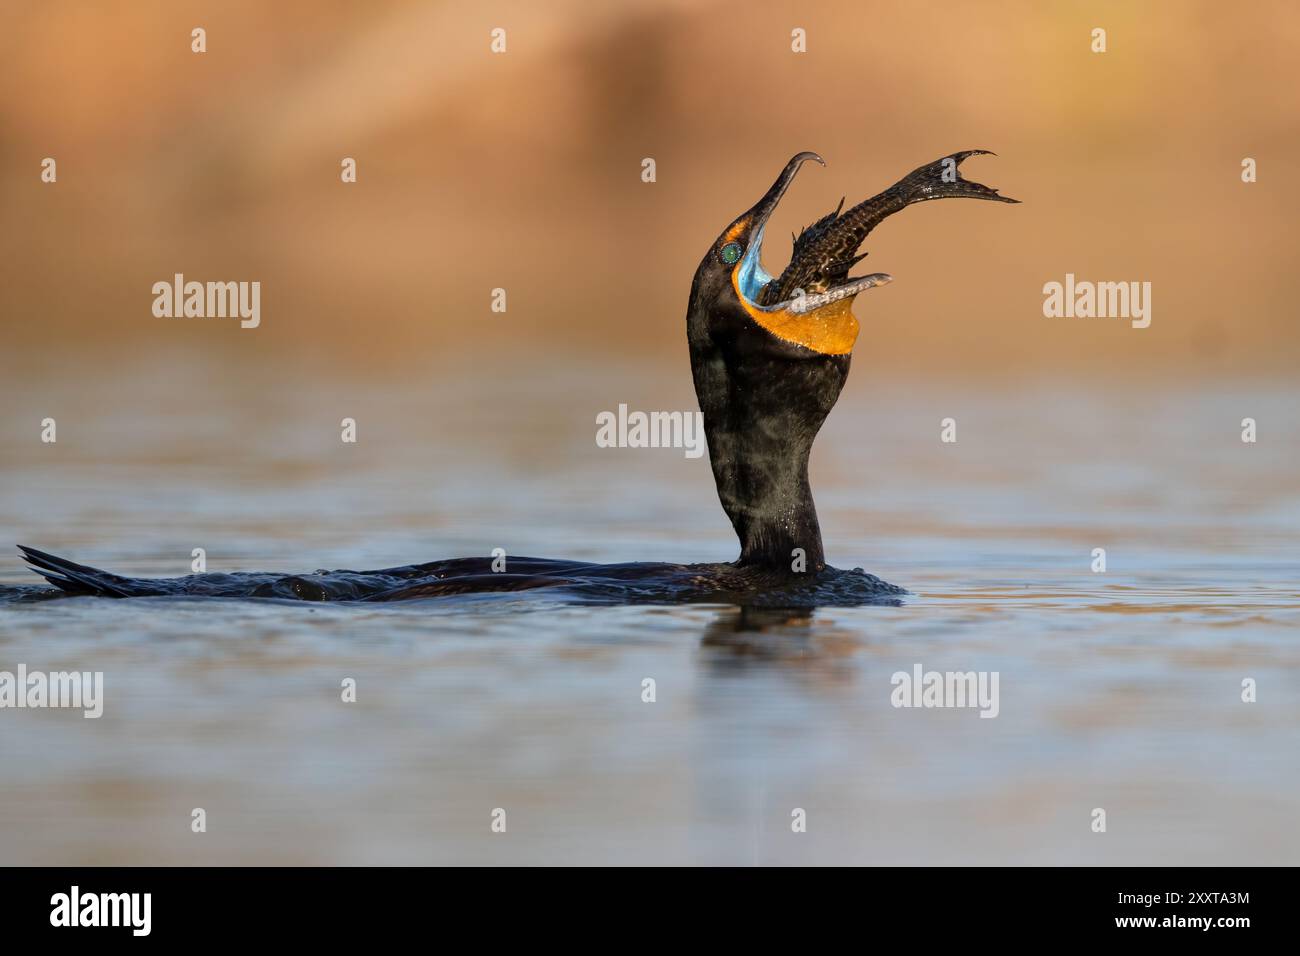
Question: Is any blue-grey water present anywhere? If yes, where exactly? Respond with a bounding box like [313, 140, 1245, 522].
[1, 352, 1297, 864]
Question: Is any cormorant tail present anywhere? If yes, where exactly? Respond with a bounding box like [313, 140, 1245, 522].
[17, 545, 141, 597]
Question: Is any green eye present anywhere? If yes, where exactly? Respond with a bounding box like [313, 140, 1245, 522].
[719, 242, 743, 265]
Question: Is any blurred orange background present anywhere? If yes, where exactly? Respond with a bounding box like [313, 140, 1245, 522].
[2, 0, 1297, 382]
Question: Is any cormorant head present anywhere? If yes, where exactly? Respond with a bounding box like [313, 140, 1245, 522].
[687, 151, 892, 359]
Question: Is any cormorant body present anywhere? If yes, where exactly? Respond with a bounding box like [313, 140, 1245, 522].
[17, 151, 1015, 606]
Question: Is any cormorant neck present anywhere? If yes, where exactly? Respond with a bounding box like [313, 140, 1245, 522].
[719, 430, 825, 571]
[689, 336, 848, 574]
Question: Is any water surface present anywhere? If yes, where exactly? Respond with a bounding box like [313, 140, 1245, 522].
[2, 355, 1296, 864]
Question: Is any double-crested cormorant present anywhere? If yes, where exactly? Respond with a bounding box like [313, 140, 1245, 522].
[17, 151, 1015, 606]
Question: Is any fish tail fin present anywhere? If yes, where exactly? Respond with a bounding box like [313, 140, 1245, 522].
[844, 149, 1019, 239]
[893, 149, 1020, 205]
